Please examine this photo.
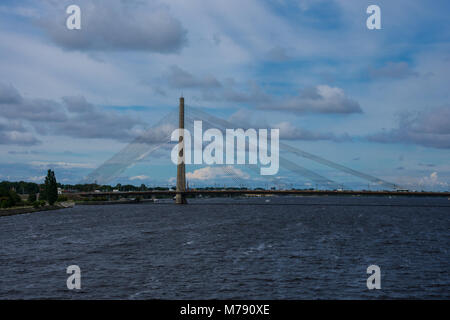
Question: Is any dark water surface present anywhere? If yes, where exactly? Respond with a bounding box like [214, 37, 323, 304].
[1, 196, 449, 299]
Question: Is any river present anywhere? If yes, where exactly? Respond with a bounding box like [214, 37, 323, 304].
[0, 196, 449, 299]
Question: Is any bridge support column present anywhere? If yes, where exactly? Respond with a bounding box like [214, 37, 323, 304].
[176, 96, 187, 204]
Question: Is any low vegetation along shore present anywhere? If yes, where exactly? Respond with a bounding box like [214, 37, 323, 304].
[0, 169, 168, 217]
[0, 169, 68, 217]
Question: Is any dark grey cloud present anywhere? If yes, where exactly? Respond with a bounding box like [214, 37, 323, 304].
[62, 95, 92, 113]
[368, 106, 450, 149]
[418, 163, 436, 168]
[0, 82, 67, 122]
[199, 79, 271, 104]
[258, 85, 362, 114]
[8, 150, 42, 155]
[164, 70, 356, 113]
[275, 121, 351, 142]
[266, 46, 292, 62]
[369, 62, 419, 80]
[167, 66, 221, 89]
[218, 80, 271, 103]
[37, 0, 187, 53]
[212, 33, 221, 46]
[13, 99, 67, 123]
[228, 109, 350, 142]
[0, 120, 41, 146]
[0, 83, 22, 104]
[164, 67, 270, 104]
[51, 95, 146, 141]
[0, 82, 146, 142]
[228, 108, 268, 128]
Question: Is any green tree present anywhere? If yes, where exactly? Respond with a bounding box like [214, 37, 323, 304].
[44, 169, 58, 205]
[0, 186, 21, 208]
[27, 193, 37, 203]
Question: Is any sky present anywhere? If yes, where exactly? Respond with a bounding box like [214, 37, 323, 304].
[0, 0, 449, 190]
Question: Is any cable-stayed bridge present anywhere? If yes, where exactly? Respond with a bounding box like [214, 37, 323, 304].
[77, 97, 450, 202]
[77, 97, 441, 202]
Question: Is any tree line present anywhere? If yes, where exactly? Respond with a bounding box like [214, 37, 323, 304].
[0, 169, 59, 208]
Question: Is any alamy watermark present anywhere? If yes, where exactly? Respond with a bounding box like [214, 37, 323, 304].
[170, 120, 279, 175]
[66, 5, 81, 30]
[66, 265, 81, 290]
[65, 4, 381, 31]
[366, 265, 381, 290]
[367, 5, 381, 30]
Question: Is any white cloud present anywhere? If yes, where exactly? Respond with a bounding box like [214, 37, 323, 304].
[419, 171, 448, 188]
[129, 175, 150, 181]
[186, 166, 249, 181]
[394, 171, 449, 191]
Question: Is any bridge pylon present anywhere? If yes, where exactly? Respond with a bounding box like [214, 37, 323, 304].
[176, 96, 188, 204]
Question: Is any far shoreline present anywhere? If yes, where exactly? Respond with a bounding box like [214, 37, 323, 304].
[2, 194, 449, 218]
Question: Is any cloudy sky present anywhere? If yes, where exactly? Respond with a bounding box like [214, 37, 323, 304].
[0, 0, 449, 190]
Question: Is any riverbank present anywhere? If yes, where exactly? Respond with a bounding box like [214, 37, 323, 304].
[0, 201, 75, 218]
[0, 199, 159, 217]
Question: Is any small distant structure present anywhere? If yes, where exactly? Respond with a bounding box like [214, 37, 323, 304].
[57, 187, 62, 195]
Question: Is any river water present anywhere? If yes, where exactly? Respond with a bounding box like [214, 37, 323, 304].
[0, 196, 449, 299]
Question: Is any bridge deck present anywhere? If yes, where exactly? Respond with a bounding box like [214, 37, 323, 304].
[76, 190, 450, 197]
